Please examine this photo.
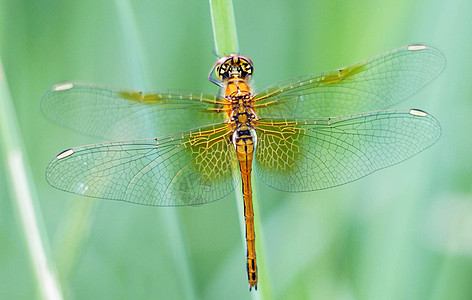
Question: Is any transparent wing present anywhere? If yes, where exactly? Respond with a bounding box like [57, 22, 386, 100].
[42, 82, 226, 140]
[254, 109, 441, 192]
[46, 123, 238, 206]
[254, 44, 445, 118]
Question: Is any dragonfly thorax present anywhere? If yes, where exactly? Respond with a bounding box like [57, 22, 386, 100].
[224, 77, 258, 126]
[224, 78, 252, 99]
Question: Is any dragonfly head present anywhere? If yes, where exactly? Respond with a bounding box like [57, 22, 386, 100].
[209, 54, 253, 86]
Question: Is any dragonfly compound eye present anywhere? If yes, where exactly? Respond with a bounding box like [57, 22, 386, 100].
[238, 56, 253, 77]
[215, 55, 254, 82]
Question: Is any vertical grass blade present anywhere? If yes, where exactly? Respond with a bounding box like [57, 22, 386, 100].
[0, 58, 63, 299]
[114, 0, 150, 89]
[114, 1, 197, 299]
[209, 0, 239, 56]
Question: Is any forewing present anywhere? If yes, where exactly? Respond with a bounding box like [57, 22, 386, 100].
[255, 109, 441, 192]
[42, 82, 225, 140]
[46, 123, 238, 206]
[254, 45, 445, 118]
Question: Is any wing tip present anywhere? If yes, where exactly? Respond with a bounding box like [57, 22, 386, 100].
[56, 148, 75, 159]
[409, 109, 429, 117]
[407, 44, 427, 51]
[52, 82, 74, 92]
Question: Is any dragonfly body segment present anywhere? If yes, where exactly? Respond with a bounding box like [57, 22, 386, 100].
[43, 44, 445, 291]
[214, 55, 260, 289]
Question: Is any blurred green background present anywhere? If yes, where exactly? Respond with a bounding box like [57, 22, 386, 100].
[1, 0, 471, 299]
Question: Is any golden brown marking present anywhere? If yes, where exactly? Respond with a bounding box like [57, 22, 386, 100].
[319, 63, 366, 85]
[118, 90, 227, 105]
[253, 62, 366, 103]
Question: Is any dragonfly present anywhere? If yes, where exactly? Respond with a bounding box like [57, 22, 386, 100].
[43, 44, 444, 290]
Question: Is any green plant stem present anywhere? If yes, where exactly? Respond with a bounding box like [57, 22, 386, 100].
[209, 0, 239, 56]
[209, 1, 270, 297]
[0, 58, 63, 299]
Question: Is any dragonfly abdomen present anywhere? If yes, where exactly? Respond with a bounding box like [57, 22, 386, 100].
[234, 127, 258, 290]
